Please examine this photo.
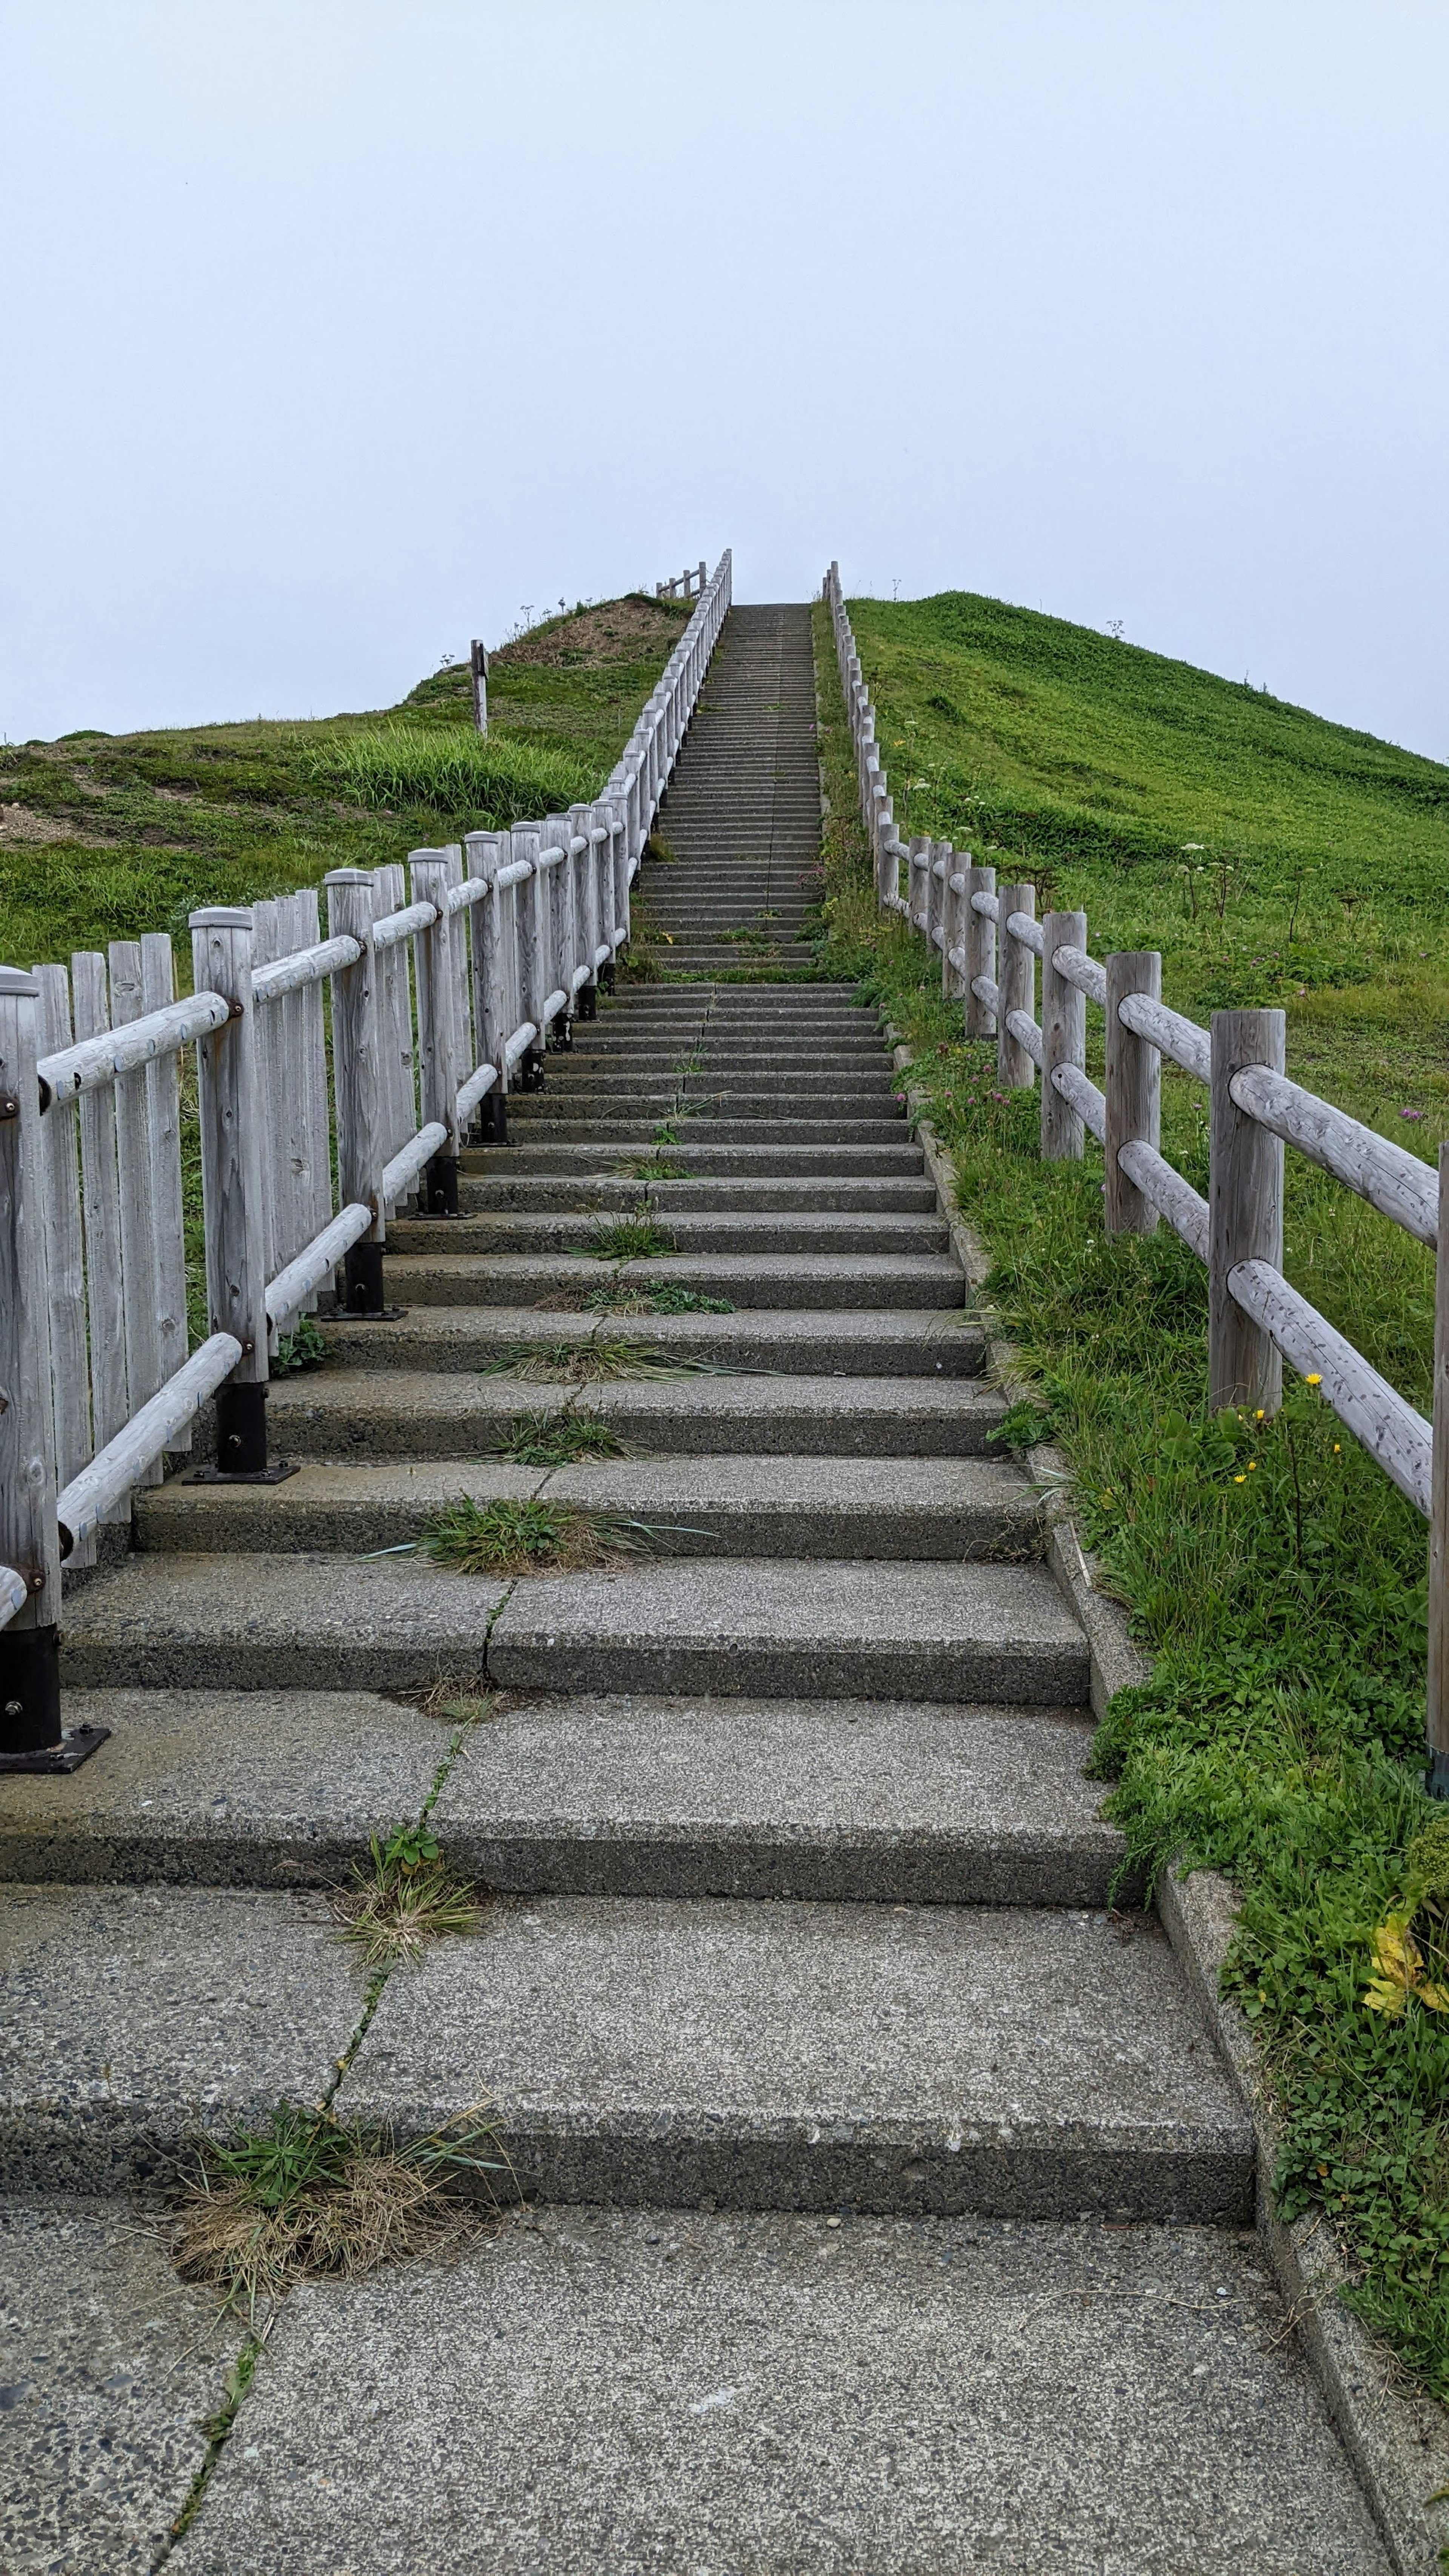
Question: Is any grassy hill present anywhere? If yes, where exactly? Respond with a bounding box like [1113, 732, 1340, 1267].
[0, 592, 690, 970]
[816, 592, 1449, 2404]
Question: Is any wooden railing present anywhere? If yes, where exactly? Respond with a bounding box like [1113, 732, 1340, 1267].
[657, 561, 708, 602]
[823, 561, 1449, 1797]
[0, 550, 732, 1769]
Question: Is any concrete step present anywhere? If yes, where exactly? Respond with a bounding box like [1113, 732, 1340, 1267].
[156, 2206, 1392, 2576]
[336, 1892, 1249, 2220]
[509, 1093, 905, 1124]
[0, 1687, 1117, 1905]
[474, 1120, 916, 1147]
[317, 1305, 988, 1377]
[486, 1555, 1088, 1703]
[458, 1177, 938, 1215]
[137, 1453, 1038, 1560]
[380, 1250, 965, 1308]
[462, 1143, 926, 1177]
[60, 1553, 1086, 1703]
[384, 1212, 949, 1258]
[263, 1369, 1006, 1458]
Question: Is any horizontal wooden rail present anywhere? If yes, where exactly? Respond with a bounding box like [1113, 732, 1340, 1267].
[1006, 911, 1044, 958]
[251, 934, 361, 1003]
[1228, 1258, 1432, 1515]
[1116, 1139, 1210, 1260]
[266, 1204, 372, 1333]
[373, 899, 437, 950]
[1051, 1060, 1106, 1143]
[381, 1121, 449, 1208]
[1051, 944, 1108, 1007]
[38, 991, 230, 1102]
[1005, 1008, 1043, 1068]
[1116, 991, 1212, 1084]
[56, 1332, 242, 1555]
[455, 1058, 500, 1124]
[0, 1566, 28, 1631]
[1229, 1063, 1437, 1249]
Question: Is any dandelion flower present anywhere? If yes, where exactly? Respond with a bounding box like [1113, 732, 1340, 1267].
[1254, 1409, 1265, 1421]
[1233, 1473, 1247, 1484]
[1248, 1460, 1257, 1470]
[1333, 1443, 1341, 1453]
[1305, 1373, 1322, 1387]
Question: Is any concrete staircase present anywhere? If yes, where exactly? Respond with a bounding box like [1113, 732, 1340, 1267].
[0, 609, 1392, 2573]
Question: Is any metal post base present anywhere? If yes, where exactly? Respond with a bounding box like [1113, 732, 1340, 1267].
[335, 1239, 403, 1322]
[0, 1623, 110, 1772]
[518, 1049, 546, 1092]
[551, 1013, 573, 1052]
[577, 981, 597, 1022]
[425, 1153, 460, 1216]
[477, 1093, 509, 1146]
[188, 1380, 299, 1485]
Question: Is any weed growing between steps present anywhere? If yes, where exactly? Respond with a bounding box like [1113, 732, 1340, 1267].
[334, 1821, 485, 1967]
[419, 1496, 705, 1576]
[174, 2104, 505, 2311]
[582, 1211, 678, 1261]
[481, 1340, 721, 1385]
[612, 1153, 691, 1180]
[494, 1407, 629, 1462]
[270, 1315, 328, 1374]
[812, 594, 1449, 2404]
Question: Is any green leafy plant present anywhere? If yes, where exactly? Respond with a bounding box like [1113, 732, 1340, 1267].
[334, 1821, 483, 1967]
[986, 1396, 1057, 1452]
[272, 1315, 328, 1373]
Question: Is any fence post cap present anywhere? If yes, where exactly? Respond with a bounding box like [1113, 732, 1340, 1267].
[0, 966, 38, 998]
[323, 868, 373, 886]
[188, 907, 252, 929]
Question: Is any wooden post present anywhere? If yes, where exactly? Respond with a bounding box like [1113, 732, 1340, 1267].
[511, 825, 547, 1090]
[0, 967, 85, 1767]
[470, 640, 489, 737]
[965, 865, 997, 1040]
[33, 966, 92, 1514]
[1428, 1146, 1449, 1796]
[1105, 953, 1161, 1235]
[997, 883, 1036, 1089]
[325, 872, 390, 1315]
[1041, 910, 1088, 1160]
[139, 934, 190, 1412]
[942, 850, 966, 1000]
[1209, 1008, 1285, 1415]
[464, 831, 508, 1144]
[908, 836, 930, 937]
[106, 941, 164, 1464]
[410, 855, 460, 1213]
[190, 909, 284, 1477]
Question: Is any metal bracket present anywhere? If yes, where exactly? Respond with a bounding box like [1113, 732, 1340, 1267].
[0, 1624, 110, 1772]
[425, 1153, 460, 1216]
[186, 1380, 299, 1485]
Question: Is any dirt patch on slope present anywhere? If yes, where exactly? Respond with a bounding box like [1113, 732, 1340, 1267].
[494, 595, 690, 671]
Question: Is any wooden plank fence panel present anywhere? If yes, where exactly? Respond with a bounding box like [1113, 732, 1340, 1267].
[106, 942, 165, 1487]
[139, 933, 191, 1445]
[70, 953, 129, 1502]
[34, 965, 94, 1560]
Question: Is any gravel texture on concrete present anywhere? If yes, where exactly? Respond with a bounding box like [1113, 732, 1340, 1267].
[319, 1303, 988, 1378]
[383, 1250, 966, 1309]
[488, 1556, 1089, 1702]
[0, 2195, 244, 2576]
[137, 1464, 546, 1555]
[339, 1892, 1252, 2218]
[272, 1370, 1008, 1460]
[432, 1690, 1120, 1904]
[0, 1688, 453, 1885]
[0, 1884, 361, 2185]
[166, 2206, 1389, 2576]
[59, 1556, 509, 1692]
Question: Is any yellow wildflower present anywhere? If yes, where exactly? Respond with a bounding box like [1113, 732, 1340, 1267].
[1232, 1474, 1246, 1484]
[1364, 1913, 1449, 2018]
[1305, 1373, 1322, 1387]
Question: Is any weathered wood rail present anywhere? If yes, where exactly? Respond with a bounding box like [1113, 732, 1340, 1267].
[824, 560, 1449, 1795]
[0, 550, 731, 1768]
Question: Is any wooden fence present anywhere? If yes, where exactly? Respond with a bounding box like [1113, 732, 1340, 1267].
[657, 562, 708, 602]
[823, 561, 1449, 1797]
[0, 550, 731, 1770]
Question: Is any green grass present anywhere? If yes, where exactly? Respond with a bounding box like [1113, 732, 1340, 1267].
[581, 1211, 678, 1263]
[1, 593, 685, 971]
[814, 591, 1449, 2404]
[492, 1409, 627, 1465]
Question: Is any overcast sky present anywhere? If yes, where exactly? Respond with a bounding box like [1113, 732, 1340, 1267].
[4, 2, 1446, 757]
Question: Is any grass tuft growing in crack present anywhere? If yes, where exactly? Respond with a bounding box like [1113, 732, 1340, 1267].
[612, 1153, 690, 1180]
[173, 2103, 506, 2314]
[421, 1495, 612, 1576]
[333, 1821, 485, 1967]
[480, 1338, 684, 1384]
[581, 1209, 677, 1261]
[493, 1408, 628, 1463]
